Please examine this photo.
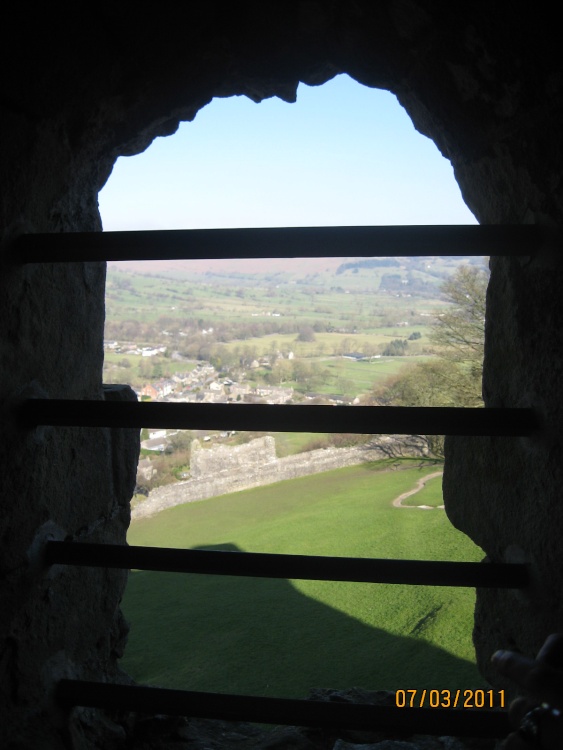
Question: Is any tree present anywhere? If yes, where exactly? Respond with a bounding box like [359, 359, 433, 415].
[369, 359, 465, 458]
[266, 359, 293, 385]
[382, 339, 408, 356]
[367, 264, 489, 458]
[433, 266, 487, 355]
[296, 326, 316, 343]
[430, 265, 488, 405]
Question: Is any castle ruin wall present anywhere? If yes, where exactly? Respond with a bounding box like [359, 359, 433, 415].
[132, 437, 381, 519]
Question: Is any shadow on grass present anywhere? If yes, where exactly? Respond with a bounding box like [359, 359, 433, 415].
[121, 542, 484, 698]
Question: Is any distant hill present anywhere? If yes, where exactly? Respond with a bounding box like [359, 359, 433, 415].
[108, 256, 351, 276]
[336, 258, 401, 273]
[109, 255, 486, 280]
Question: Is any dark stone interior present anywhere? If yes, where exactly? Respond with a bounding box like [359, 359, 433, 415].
[2, 3, 562, 747]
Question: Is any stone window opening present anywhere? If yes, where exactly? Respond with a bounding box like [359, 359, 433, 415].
[94, 82, 500, 716]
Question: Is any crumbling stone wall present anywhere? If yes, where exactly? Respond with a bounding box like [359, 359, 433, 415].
[190, 435, 278, 480]
[133, 437, 378, 519]
[2, 3, 563, 747]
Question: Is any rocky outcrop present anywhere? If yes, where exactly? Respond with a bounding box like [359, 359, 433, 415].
[119, 688, 495, 750]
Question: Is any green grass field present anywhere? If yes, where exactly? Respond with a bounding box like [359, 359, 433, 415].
[317, 355, 431, 393]
[122, 464, 487, 698]
[105, 263, 454, 330]
[219, 331, 433, 359]
[400, 474, 445, 508]
[272, 431, 332, 455]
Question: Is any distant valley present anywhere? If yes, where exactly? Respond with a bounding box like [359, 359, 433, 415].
[104, 255, 486, 492]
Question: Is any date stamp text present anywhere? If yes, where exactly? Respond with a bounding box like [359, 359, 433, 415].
[395, 689, 505, 709]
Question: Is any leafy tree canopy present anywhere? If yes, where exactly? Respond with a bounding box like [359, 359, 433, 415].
[368, 264, 489, 458]
[296, 325, 316, 343]
[432, 266, 487, 365]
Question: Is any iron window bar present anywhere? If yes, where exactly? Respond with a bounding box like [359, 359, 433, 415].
[55, 680, 511, 738]
[21, 224, 535, 739]
[12, 224, 553, 263]
[44, 541, 528, 588]
[19, 400, 539, 436]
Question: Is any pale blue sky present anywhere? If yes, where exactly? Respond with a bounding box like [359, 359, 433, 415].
[99, 74, 476, 231]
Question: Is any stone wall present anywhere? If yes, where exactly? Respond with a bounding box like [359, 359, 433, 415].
[190, 435, 278, 479]
[133, 438, 379, 520]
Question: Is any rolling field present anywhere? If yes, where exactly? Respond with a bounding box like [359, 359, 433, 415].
[219, 331, 433, 358]
[105, 262, 454, 330]
[316, 355, 431, 392]
[122, 464, 488, 698]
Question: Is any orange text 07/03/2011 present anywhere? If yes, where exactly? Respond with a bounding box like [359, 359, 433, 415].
[395, 689, 505, 709]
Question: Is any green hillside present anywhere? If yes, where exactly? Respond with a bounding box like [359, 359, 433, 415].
[122, 464, 487, 698]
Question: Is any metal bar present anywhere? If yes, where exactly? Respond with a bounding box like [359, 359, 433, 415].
[55, 680, 511, 737]
[13, 225, 545, 263]
[45, 542, 528, 588]
[19, 400, 539, 436]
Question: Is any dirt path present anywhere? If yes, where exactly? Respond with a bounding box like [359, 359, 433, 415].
[392, 471, 444, 509]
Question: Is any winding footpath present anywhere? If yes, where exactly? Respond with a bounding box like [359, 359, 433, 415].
[392, 471, 444, 509]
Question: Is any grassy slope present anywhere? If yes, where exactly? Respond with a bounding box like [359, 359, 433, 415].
[123, 464, 487, 697]
[400, 474, 445, 508]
